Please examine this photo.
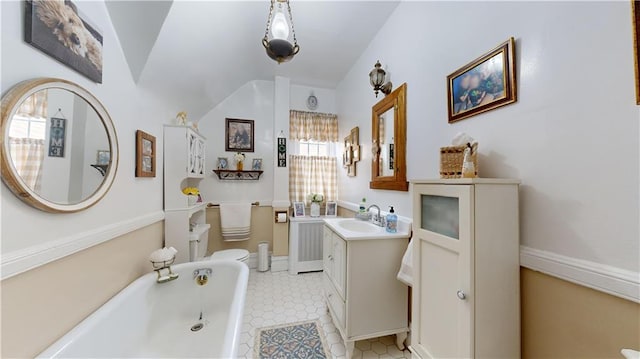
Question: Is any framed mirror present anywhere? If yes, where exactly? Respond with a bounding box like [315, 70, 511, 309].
[370, 83, 408, 191]
[1, 78, 119, 213]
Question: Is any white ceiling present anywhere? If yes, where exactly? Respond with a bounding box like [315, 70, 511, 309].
[106, 1, 400, 119]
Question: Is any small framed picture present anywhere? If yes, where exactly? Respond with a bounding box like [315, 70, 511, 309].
[217, 157, 229, 169]
[225, 118, 254, 152]
[252, 158, 262, 170]
[325, 201, 337, 217]
[293, 201, 305, 217]
[96, 150, 110, 165]
[136, 130, 156, 177]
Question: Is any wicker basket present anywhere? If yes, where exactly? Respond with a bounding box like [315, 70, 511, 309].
[440, 143, 478, 179]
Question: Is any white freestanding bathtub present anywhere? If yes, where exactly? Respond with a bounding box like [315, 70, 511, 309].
[38, 259, 249, 358]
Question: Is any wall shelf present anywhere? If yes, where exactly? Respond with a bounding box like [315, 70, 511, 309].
[90, 164, 108, 176]
[213, 169, 263, 180]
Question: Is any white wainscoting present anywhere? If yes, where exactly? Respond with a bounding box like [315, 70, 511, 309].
[1, 211, 165, 280]
[520, 246, 640, 303]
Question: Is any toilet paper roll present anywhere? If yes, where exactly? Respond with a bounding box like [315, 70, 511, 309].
[277, 213, 287, 223]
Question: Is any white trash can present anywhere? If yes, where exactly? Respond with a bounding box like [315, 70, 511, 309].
[258, 242, 270, 272]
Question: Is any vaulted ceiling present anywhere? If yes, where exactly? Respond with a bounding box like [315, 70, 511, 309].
[106, 1, 400, 119]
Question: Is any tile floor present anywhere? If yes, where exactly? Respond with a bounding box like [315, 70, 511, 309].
[238, 269, 411, 359]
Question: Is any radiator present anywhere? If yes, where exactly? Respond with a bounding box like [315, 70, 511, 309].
[288, 218, 325, 275]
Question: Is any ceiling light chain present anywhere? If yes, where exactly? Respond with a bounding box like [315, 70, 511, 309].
[263, 0, 275, 43]
[285, 0, 298, 49]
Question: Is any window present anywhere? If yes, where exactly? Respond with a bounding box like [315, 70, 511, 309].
[9, 114, 46, 140]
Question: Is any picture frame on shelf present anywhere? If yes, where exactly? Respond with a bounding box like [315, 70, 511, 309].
[447, 37, 517, 123]
[135, 130, 156, 177]
[217, 157, 229, 169]
[225, 118, 254, 152]
[325, 201, 337, 217]
[252, 158, 263, 170]
[293, 201, 305, 217]
[96, 150, 110, 165]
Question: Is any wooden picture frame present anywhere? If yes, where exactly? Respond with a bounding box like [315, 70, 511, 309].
[135, 130, 155, 177]
[447, 37, 517, 123]
[293, 201, 305, 217]
[633, 1, 640, 104]
[225, 118, 254, 152]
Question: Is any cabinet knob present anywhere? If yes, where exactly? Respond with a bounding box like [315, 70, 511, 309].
[328, 255, 333, 261]
[456, 290, 466, 300]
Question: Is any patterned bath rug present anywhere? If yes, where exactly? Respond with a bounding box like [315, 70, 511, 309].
[255, 320, 330, 359]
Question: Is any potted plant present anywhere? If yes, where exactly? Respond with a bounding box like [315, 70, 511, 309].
[308, 193, 324, 217]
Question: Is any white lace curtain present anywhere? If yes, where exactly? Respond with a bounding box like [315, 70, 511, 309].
[289, 110, 339, 204]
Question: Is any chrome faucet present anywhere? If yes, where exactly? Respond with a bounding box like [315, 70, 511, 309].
[367, 204, 385, 227]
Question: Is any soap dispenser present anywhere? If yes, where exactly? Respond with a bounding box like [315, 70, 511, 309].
[359, 198, 367, 214]
[386, 206, 398, 233]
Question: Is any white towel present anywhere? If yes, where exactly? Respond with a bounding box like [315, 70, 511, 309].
[220, 202, 251, 241]
[397, 238, 413, 287]
[622, 349, 640, 359]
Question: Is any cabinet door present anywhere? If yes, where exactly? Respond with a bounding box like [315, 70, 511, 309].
[412, 184, 474, 359]
[331, 232, 347, 300]
[323, 226, 333, 279]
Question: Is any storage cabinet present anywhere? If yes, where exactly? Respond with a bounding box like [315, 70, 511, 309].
[323, 225, 409, 358]
[164, 125, 208, 264]
[410, 179, 520, 359]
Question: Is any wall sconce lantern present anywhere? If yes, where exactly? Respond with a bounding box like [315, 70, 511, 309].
[262, 0, 300, 64]
[369, 60, 392, 97]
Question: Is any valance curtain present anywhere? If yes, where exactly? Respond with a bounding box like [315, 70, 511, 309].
[17, 90, 48, 118]
[289, 155, 337, 204]
[289, 110, 338, 142]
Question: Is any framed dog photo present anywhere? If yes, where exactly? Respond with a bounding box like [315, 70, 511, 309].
[447, 37, 517, 123]
[293, 201, 305, 217]
[325, 201, 337, 217]
[135, 130, 156, 177]
[25, 0, 103, 83]
[225, 118, 254, 152]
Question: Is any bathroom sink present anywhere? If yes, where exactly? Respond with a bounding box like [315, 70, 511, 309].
[336, 219, 381, 234]
[323, 218, 410, 240]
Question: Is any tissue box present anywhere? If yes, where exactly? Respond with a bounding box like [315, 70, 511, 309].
[440, 143, 478, 178]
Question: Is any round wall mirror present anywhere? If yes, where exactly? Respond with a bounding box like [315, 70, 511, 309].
[1, 78, 118, 213]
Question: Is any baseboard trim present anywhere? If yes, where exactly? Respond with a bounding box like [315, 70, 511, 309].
[271, 256, 289, 272]
[1, 211, 165, 280]
[520, 245, 640, 303]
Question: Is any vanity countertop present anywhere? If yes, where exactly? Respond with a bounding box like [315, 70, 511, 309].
[323, 217, 410, 240]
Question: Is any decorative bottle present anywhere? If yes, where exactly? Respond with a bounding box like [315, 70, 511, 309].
[461, 144, 476, 178]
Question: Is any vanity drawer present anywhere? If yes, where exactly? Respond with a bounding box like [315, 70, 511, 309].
[324, 274, 345, 329]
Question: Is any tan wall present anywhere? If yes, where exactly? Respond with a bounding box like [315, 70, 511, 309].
[272, 207, 289, 256]
[521, 268, 640, 358]
[337, 206, 356, 218]
[0, 221, 164, 358]
[206, 206, 274, 254]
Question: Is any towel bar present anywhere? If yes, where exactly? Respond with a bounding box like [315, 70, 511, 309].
[207, 201, 260, 208]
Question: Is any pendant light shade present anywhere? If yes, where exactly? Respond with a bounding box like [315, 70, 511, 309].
[262, 0, 300, 64]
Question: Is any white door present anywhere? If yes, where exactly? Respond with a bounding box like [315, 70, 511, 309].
[412, 184, 474, 359]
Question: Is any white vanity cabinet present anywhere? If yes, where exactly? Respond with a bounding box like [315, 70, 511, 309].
[410, 179, 520, 359]
[164, 125, 208, 264]
[323, 225, 409, 358]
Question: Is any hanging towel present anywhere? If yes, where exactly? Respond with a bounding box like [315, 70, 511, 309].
[397, 238, 414, 287]
[220, 202, 252, 241]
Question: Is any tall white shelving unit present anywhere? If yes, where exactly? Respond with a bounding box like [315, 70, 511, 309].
[163, 125, 209, 264]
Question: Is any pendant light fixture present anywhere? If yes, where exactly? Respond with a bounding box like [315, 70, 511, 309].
[262, 0, 300, 64]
